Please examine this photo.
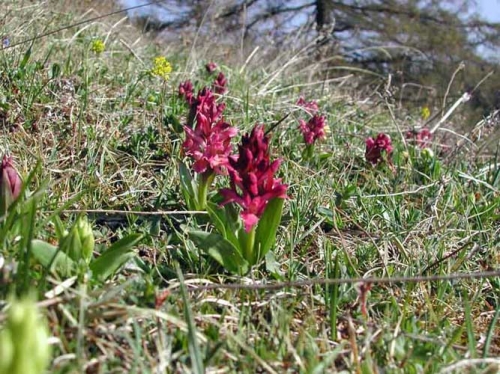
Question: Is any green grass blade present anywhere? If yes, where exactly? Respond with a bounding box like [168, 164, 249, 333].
[176, 264, 205, 374]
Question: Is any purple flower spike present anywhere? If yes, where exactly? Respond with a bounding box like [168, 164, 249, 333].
[220, 125, 288, 232]
[299, 114, 327, 145]
[213, 72, 227, 95]
[406, 128, 432, 148]
[183, 88, 237, 175]
[178, 80, 194, 104]
[365, 133, 393, 165]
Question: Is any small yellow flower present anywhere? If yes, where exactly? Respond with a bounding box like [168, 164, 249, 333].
[324, 124, 331, 134]
[90, 39, 105, 54]
[150, 56, 172, 81]
[421, 106, 431, 120]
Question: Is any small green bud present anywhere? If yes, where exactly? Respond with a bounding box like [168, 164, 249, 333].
[60, 215, 94, 264]
[421, 148, 434, 159]
[76, 215, 94, 262]
[0, 295, 51, 374]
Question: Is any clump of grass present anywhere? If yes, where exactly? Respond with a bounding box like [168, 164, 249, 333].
[0, 1, 499, 373]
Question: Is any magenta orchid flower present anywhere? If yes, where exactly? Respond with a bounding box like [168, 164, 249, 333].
[365, 133, 393, 165]
[296, 96, 319, 115]
[178, 80, 194, 104]
[213, 72, 227, 95]
[406, 128, 432, 148]
[205, 62, 218, 74]
[299, 114, 327, 145]
[220, 125, 288, 232]
[183, 87, 237, 175]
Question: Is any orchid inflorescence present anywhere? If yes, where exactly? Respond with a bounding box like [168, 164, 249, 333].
[183, 87, 237, 176]
[406, 127, 432, 148]
[365, 127, 434, 165]
[220, 125, 288, 232]
[179, 62, 227, 106]
[365, 133, 393, 165]
[296, 96, 326, 144]
[213, 72, 228, 95]
[178, 80, 194, 105]
[296, 96, 319, 115]
[205, 62, 218, 74]
[296, 96, 327, 159]
[299, 115, 327, 146]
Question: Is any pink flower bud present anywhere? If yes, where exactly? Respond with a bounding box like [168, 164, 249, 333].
[0, 155, 21, 202]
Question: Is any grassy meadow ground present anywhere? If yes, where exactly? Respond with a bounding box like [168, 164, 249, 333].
[1, 1, 500, 373]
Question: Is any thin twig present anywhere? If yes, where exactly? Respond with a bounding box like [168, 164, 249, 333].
[430, 91, 471, 134]
[2, 0, 164, 51]
[50, 209, 207, 216]
[184, 270, 500, 292]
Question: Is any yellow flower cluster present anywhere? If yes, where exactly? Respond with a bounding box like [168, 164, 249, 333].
[151, 56, 172, 81]
[90, 39, 105, 54]
[421, 106, 431, 120]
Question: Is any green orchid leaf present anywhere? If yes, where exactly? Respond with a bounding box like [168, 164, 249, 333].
[188, 230, 248, 275]
[164, 113, 183, 134]
[51, 215, 67, 241]
[179, 162, 198, 210]
[31, 239, 75, 276]
[254, 198, 284, 263]
[206, 201, 241, 251]
[90, 234, 142, 281]
[318, 206, 335, 224]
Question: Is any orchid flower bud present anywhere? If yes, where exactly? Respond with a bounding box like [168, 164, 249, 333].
[76, 215, 94, 262]
[0, 155, 22, 215]
[421, 147, 435, 160]
[0, 295, 51, 374]
[60, 215, 94, 264]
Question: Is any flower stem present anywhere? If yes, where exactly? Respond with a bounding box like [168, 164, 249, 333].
[302, 144, 314, 160]
[242, 226, 256, 265]
[196, 171, 215, 210]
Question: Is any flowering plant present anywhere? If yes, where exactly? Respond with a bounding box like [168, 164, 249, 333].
[178, 80, 195, 104]
[180, 87, 237, 210]
[406, 127, 432, 148]
[150, 56, 172, 81]
[365, 133, 393, 165]
[188, 125, 287, 274]
[213, 72, 227, 94]
[0, 294, 51, 374]
[296, 96, 319, 115]
[299, 114, 327, 159]
[421, 106, 431, 120]
[296, 97, 327, 160]
[205, 62, 218, 74]
[90, 39, 105, 54]
[31, 215, 142, 280]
